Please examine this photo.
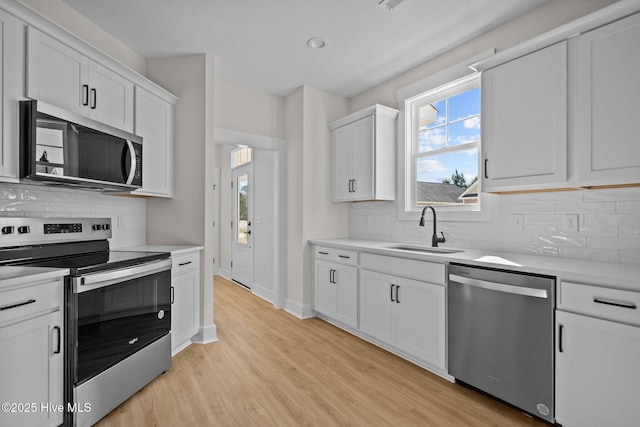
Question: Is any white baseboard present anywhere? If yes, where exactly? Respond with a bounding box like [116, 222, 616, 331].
[251, 281, 275, 305]
[192, 323, 218, 344]
[284, 298, 314, 320]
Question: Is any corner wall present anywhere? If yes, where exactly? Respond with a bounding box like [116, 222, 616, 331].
[145, 53, 217, 342]
[285, 86, 349, 317]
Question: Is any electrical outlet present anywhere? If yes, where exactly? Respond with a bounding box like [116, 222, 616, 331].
[512, 214, 524, 230]
[564, 214, 579, 232]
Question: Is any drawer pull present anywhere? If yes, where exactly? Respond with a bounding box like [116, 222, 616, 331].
[0, 299, 36, 311]
[338, 255, 350, 259]
[178, 261, 192, 267]
[593, 297, 637, 310]
[318, 251, 329, 255]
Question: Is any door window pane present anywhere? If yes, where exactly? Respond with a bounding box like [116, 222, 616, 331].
[236, 174, 248, 244]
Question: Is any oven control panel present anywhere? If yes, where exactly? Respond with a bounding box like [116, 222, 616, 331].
[0, 217, 112, 247]
[44, 223, 83, 234]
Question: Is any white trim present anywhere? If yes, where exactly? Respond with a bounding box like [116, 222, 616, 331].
[397, 55, 492, 222]
[214, 128, 283, 151]
[192, 324, 218, 344]
[284, 299, 315, 320]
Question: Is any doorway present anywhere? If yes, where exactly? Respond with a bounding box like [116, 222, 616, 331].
[231, 162, 253, 288]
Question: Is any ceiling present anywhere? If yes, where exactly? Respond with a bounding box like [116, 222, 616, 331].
[62, 0, 547, 98]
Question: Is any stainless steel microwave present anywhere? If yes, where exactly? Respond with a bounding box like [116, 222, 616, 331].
[20, 100, 142, 191]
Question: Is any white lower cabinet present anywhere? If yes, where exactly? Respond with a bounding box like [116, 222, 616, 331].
[171, 251, 200, 355]
[314, 260, 358, 329]
[313, 246, 358, 329]
[0, 278, 64, 427]
[556, 281, 640, 426]
[360, 269, 445, 370]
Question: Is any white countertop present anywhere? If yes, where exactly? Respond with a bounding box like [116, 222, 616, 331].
[310, 238, 640, 292]
[118, 244, 204, 256]
[0, 266, 69, 291]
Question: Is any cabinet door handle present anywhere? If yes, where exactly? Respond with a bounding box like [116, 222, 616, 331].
[338, 255, 350, 259]
[178, 261, 192, 267]
[352, 179, 356, 193]
[82, 84, 89, 106]
[396, 285, 400, 304]
[390, 284, 395, 302]
[593, 297, 637, 310]
[90, 88, 97, 109]
[0, 298, 36, 311]
[348, 179, 354, 193]
[171, 286, 175, 304]
[53, 326, 61, 354]
[558, 324, 564, 353]
[318, 251, 329, 255]
[484, 159, 489, 179]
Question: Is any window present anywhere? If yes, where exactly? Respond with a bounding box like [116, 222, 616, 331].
[231, 146, 252, 168]
[409, 74, 480, 207]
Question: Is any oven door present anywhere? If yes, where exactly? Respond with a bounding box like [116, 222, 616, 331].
[69, 259, 171, 385]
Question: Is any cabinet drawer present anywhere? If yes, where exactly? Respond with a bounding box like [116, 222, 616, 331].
[360, 253, 444, 285]
[560, 282, 640, 326]
[314, 246, 357, 266]
[172, 252, 199, 274]
[0, 280, 62, 326]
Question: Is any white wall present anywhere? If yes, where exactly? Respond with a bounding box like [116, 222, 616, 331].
[20, 0, 146, 74]
[214, 80, 285, 138]
[0, 183, 146, 248]
[145, 54, 217, 343]
[285, 86, 349, 316]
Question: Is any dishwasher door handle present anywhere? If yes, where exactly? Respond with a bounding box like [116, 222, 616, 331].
[449, 274, 548, 299]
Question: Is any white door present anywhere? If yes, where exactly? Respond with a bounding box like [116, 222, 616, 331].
[231, 163, 253, 288]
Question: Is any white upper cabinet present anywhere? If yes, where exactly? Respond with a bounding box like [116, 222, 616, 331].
[574, 12, 640, 187]
[0, 11, 23, 183]
[26, 26, 134, 133]
[482, 41, 568, 192]
[330, 104, 398, 202]
[133, 86, 174, 197]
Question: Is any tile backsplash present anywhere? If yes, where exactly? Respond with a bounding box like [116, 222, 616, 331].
[0, 183, 146, 248]
[349, 187, 640, 264]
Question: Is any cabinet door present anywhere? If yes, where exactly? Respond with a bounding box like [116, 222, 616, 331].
[556, 311, 640, 427]
[359, 270, 394, 344]
[482, 42, 567, 191]
[0, 11, 22, 182]
[575, 13, 640, 186]
[26, 26, 88, 116]
[350, 115, 375, 200]
[395, 277, 445, 369]
[334, 264, 358, 329]
[0, 310, 63, 427]
[332, 115, 374, 201]
[133, 86, 173, 197]
[87, 61, 134, 132]
[314, 260, 338, 318]
[171, 269, 199, 355]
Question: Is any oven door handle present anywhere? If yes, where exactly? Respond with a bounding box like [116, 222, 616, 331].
[449, 274, 548, 299]
[74, 259, 172, 292]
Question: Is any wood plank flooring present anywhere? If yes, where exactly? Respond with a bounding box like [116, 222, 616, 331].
[96, 276, 547, 426]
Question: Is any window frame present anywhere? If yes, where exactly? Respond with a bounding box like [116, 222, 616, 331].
[396, 52, 494, 222]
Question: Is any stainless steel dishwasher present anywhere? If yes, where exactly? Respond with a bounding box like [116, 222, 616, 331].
[447, 263, 555, 423]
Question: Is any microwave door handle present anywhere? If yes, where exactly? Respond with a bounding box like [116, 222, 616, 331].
[124, 140, 136, 185]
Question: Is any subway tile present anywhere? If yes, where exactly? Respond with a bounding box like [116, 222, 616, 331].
[50, 201, 92, 213]
[620, 250, 640, 264]
[559, 247, 620, 263]
[0, 200, 50, 212]
[23, 188, 73, 202]
[556, 201, 616, 214]
[584, 187, 640, 202]
[583, 214, 622, 226]
[617, 200, 640, 213]
[0, 186, 21, 200]
[620, 226, 640, 239]
[588, 237, 640, 251]
[502, 203, 557, 214]
[529, 214, 564, 224]
[532, 234, 587, 248]
[574, 225, 619, 238]
[530, 190, 584, 204]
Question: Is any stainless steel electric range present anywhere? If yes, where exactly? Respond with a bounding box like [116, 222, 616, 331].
[0, 217, 171, 427]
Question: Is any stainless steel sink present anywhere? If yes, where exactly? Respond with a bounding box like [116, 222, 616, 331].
[385, 244, 463, 254]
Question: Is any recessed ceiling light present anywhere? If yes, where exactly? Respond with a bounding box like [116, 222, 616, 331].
[307, 37, 328, 49]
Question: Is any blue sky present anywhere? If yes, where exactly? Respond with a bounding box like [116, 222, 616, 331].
[417, 87, 480, 185]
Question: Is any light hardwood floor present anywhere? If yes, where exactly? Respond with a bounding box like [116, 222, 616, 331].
[96, 276, 547, 426]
